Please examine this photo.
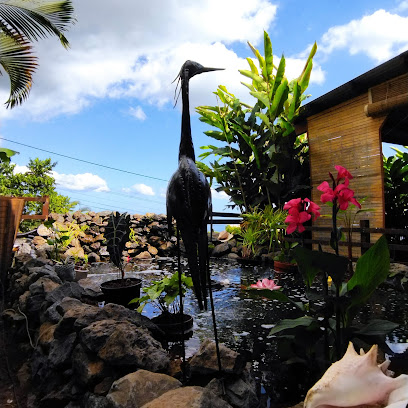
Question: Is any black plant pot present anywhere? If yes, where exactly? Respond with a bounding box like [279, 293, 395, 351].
[100, 278, 142, 308]
[151, 313, 193, 341]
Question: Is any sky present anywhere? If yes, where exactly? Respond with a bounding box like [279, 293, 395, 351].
[1, 0, 408, 216]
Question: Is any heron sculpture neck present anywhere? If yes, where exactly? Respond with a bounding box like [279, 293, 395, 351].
[179, 75, 195, 161]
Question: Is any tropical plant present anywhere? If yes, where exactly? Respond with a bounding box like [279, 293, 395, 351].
[383, 147, 408, 231]
[197, 32, 315, 211]
[130, 271, 193, 315]
[250, 166, 396, 371]
[0, 157, 78, 231]
[44, 220, 87, 262]
[104, 212, 131, 280]
[0, 0, 75, 107]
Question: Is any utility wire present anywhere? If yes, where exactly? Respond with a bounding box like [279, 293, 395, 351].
[0, 137, 169, 182]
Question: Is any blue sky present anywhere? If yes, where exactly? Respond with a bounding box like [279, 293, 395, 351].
[1, 0, 408, 215]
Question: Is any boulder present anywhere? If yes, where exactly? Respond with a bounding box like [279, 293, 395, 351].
[32, 236, 47, 246]
[37, 224, 52, 237]
[141, 386, 232, 408]
[135, 251, 152, 260]
[106, 370, 181, 408]
[80, 319, 169, 371]
[72, 344, 106, 386]
[45, 282, 85, 305]
[212, 243, 231, 257]
[29, 277, 61, 296]
[189, 339, 246, 376]
[48, 332, 77, 368]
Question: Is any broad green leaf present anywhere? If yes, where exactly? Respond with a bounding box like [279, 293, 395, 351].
[270, 78, 288, 119]
[298, 42, 317, 89]
[263, 30, 273, 79]
[246, 57, 259, 75]
[347, 235, 390, 311]
[287, 82, 300, 121]
[255, 112, 270, 128]
[0, 148, 19, 163]
[272, 55, 286, 97]
[354, 319, 399, 336]
[269, 316, 317, 335]
[249, 91, 270, 109]
[247, 41, 265, 72]
[299, 60, 313, 93]
[239, 69, 264, 85]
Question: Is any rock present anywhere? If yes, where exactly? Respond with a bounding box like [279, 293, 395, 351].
[18, 290, 30, 312]
[43, 302, 63, 323]
[32, 236, 47, 246]
[80, 319, 169, 371]
[94, 377, 114, 396]
[37, 224, 52, 237]
[148, 245, 158, 256]
[55, 263, 75, 282]
[106, 370, 181, 408]
[45, 282, 85, 305]
[99, 247, 109, 256]
[29, 277, 60, 296]
[27, 265, 62, 286]
[88, 252, 101, 263]
[72, 344, 106, 386]
[212, 243, 231, 257]
[17, 242, 32, 256]
[189, 339, 246, 376]
[83, 393, 111, 408]
[48, 332, 77, 368]
[135, 251, 152, 260]
[141, 386, 232, 408]
[37, 322, 56, 351]
[227, 253, 240, 260]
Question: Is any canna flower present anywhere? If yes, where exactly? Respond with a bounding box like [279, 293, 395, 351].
[318, 179, 361, 210]
[283, 198, 302, 213]
[335, 165, 353, 182]
[317, 181, 336, 203]
[285, 208, 311, 234]
[304, 198, 321, 219]
[251, 278, 281, 291]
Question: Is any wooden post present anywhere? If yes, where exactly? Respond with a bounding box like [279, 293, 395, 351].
[360, 219, 370, 255]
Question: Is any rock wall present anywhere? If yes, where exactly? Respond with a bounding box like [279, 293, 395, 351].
[2, 255, 259, 408]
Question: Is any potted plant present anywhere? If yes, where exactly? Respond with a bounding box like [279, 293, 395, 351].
[73, 253, 89, 281]
[130, 271, 194, 339]
[100, 212, 142, 307]
[273, 239, 298, 272]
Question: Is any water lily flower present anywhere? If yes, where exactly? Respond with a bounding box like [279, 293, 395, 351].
[285, 208, 311, 234]
[251, 278, 281, 291]
[335, 165, 353, 182]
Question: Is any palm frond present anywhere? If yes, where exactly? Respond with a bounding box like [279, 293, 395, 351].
[0, 32, 37, 108]
[0, 0, 75, 48]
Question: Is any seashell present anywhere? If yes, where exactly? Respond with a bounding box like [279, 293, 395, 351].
[304, 342, 408, 408]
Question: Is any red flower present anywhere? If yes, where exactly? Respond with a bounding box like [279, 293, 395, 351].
[304, 198, 321, 219]
[285, 209, 311, 234]
[317, 181, 336, 203]
[335, 183, 361, 210]
[283, 198, 302, 213]
[335, 165, 353, 182]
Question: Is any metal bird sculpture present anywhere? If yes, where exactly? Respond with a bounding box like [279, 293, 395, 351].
[166, 60, 223, 310]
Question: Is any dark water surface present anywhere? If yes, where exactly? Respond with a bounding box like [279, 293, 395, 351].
[87, 259, 408, 407]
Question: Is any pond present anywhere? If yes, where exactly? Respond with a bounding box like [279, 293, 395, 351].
[84, 258, 408, 408]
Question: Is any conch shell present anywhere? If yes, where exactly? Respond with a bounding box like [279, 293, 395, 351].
[304, 342, 408, 408]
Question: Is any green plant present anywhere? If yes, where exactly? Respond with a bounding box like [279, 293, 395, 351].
[104, 212, 131, 280]
[44, 220, 87, 262]
[197, 31, 315, 211]
[0, 147, 18, 163]
[251, 166, 397, 369]
[129, 227, 139, 244]
[130, 271, 193, 315]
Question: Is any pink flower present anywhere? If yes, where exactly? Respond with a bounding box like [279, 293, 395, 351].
[283, 198, 302, 213]
[251, 278, 281, 291]
[317, 181, 335, 203]
[335, 165, 353, 182]
[285, 208, 311, 234]
[335, 184, 361, 210]
[304, 198, 320, 219]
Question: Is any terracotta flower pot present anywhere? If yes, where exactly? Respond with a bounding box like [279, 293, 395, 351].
[274, 260, 298, 273]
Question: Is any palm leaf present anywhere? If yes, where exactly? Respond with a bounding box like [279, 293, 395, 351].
[0, 32, 37, 107]
[0, 0, 75, 48]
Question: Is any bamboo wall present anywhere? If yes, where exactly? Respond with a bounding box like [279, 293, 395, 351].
[307, 92, 387, 256]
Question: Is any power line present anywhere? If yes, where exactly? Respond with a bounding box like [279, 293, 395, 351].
[0, 137, 169, 182]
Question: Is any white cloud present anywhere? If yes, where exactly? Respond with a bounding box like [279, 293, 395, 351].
[13, 164, 29, 174]
[53, 171, 109, 192]
[0, 0, 278, 121]
[395, 0, 408, 12]
[211, 188, 229, 200]
[124, 183, 155, 196]
[128, 106, 147, 121]
[319, 9, 408, 62]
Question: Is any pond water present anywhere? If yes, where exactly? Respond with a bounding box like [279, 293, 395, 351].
[84, 259, 408, 408]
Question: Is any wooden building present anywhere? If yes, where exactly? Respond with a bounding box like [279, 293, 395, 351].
[295, 50, 408, 252]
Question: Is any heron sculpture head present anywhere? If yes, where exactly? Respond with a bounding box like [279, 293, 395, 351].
[173, 60, 224, 105]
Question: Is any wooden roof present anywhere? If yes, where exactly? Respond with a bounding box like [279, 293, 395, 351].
[296, 50, 408, 123]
